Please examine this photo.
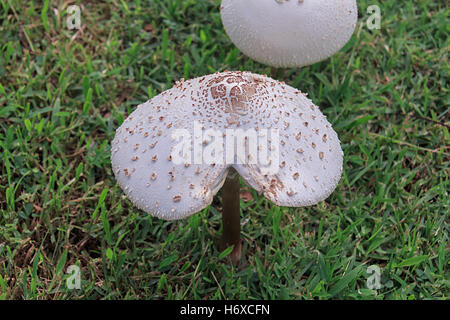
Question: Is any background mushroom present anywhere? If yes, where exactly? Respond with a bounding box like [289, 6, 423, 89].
[111, 71, 343, 264]
[220, 0, 358, 70]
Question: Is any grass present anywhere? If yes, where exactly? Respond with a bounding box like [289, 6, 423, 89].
[0, 0, 448, 300]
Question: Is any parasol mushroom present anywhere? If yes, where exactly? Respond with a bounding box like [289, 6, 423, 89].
[220, 0, 358, 73]
[111, 71, 343, 264]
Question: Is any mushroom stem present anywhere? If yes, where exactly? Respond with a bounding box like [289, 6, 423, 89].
[270, 67, 286, 80]
[270, 67, 278, 79]
[219, 168, 242, 265]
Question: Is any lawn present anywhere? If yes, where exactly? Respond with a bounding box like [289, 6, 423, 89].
[0, 0, 448, 300]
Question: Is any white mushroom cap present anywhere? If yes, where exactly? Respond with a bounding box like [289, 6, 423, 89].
[111, 71, 343, 220]
[221, 0, 358, 68]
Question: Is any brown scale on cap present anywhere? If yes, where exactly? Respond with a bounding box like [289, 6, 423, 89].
[206, 73, 270, 126]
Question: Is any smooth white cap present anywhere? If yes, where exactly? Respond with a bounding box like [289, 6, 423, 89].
[221, 0, 358, 68]
[111, 71, 343, 220]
